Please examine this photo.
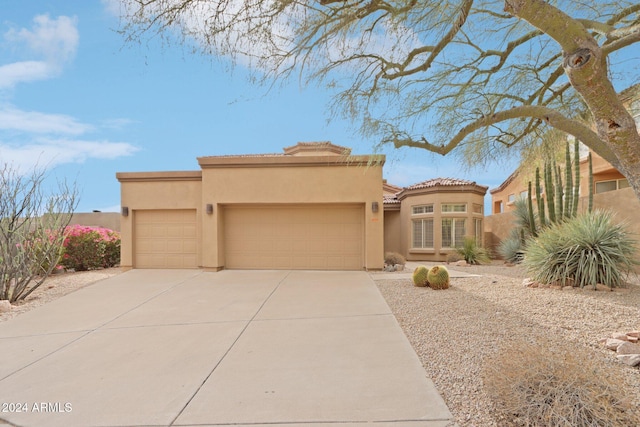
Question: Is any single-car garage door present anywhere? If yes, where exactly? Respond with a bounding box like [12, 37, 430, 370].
[224, 205, 363, 270]
[134, 209, 197, 268]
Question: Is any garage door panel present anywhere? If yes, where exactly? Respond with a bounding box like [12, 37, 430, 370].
[134, 209, 197, 269]
[225, 205, 363, 270]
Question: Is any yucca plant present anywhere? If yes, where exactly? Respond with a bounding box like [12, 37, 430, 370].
[524, 210, 638, 288]
[455, 237, 491, 265]
[497, 230, 525, 264]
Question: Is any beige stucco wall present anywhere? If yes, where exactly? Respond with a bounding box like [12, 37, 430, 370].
[399, 190, 485, 262]
[198, 158, 384, 270]
[486, 187, 640, 260]
[117, 172, 203, 270]
[383, 209, 401, 255]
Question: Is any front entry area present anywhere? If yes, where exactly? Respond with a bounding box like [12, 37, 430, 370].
[223, 204, 364, 270]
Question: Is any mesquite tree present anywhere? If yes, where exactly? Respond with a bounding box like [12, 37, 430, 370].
[115, 0, 640, 200]
[0, 164, 78, 303]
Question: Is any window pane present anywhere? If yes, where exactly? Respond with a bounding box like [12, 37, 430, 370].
[424, 219, 434, 248]
[442, 218, 452, 248]
[412, 220, 423, 247]
[508, 194, 515, 203]
[454, 219, 466, 246]
[442, 203, 466, 213]
[619, 179, 630, 189]
[412, 204, 434, 215]
[475, 219, 482, 246]
[595, 180, 617, 193]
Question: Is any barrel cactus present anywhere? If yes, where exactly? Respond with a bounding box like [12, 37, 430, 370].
[412, 266, 429, 287]
[427, 265, 450, 290]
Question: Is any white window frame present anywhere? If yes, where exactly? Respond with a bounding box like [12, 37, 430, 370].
[474, 218, 483, 247]
[442, 218, 466, 248]
[595, 179, 629, 194]
[441, 203, 467, 213]
[412, 204, 434, 215]
[412, 218, 434, 249]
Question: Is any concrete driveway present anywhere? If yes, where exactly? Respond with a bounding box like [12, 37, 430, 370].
[0, 270, 453, 427]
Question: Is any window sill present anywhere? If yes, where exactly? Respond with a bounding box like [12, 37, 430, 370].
[409, 248, 436, 254]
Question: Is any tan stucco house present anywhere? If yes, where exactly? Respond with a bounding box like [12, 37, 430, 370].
[117, 142, 385, 271]
[383, 178, 488, 262]
[117, 142, 488, 270]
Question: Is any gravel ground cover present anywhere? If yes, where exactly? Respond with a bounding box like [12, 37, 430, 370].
[374, 262, 640, 426]
[0, 268, 121, 323]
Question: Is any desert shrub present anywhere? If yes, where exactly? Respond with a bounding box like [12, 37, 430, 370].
[523, 210, 637, 288]
[455, 237, 490, 265]
[445, 252, 463, 263]
[498, 229, 525, 264]
[384, 251, 406, 265]
[29, 232, 65, 275]
[61, 225, 120, 271]
[412, 266, 429, 287]
[483, 338, 640, 426]
[427, 265, 450, 289]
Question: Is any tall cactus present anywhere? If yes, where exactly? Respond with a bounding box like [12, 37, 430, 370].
[535, 167, 545, 227]
[556, 161, 564, 220]
[588, 152, 594, 213]
[527, 181, 537, 237]
[572, 139, 581, 217]
[564, 142, 573, 216]
[545, 162, 556, 223]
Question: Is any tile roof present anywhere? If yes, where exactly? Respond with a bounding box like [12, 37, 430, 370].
[383, 194, 400, 204]
[405, 177, 486, 190]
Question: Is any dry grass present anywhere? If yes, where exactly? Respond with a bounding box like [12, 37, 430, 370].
[483, 337, 640, 427]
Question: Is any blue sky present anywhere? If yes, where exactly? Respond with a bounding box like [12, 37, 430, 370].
[0, 1, 518, 213]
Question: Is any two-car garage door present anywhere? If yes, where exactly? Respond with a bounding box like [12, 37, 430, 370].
[224, 205, 364, 270]
[133, 205, 364, 270]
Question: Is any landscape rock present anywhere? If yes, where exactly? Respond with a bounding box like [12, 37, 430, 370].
[522, 278, 534, 287]
[582, 285, 596, 290]
[0, 300, 11, 313]
[562, 286, 574, 291]
[612, 332, 629, 341]
[394, 264, 405, 272]
[616, 341, 640, 355]
[455, 260, 468, 267]
[595, 283, 612, 291]
[627, 331, 640, 338]
[605, 338, 627, 351]
[616, 354, 640, 367]
[383, 264, 396, 272]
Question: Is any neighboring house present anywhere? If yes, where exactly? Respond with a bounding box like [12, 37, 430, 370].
[117, 142, 385, 271]
[383, 178, 488, 262]
[117, 141, 490, 270]
[487, 84, 640, 253]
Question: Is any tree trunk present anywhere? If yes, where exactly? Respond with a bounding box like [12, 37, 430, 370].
[505, 0, 640, 202]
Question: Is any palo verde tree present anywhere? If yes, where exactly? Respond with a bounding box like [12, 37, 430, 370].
[0, 164, 78, 303]
[116, 0, 640, 200]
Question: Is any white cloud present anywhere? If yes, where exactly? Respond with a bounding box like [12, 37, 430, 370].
[1, 15, 78, 88]
[0, 138, 139, 173]
[0, 106, 93, 135]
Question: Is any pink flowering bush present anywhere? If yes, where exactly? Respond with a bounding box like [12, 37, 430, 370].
[61, 225, 121, 271]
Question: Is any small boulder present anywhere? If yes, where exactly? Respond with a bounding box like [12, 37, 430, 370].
[0, 300, 12, 313]
[627, 331, 640, 338]
[454, 260, 468, 267]
[383, 264, 396, 272]
[612, 332, 629, 341]
[582, 285, 596, 291]
[595, 283, 612, 291]
[604, 338, 627, 351]
[562, 286, 574, 291]
[394, 264, 405, 272]
[616, 354, 640, 367]
[616, 341, 640, 355]
[522, 278, 535, 287]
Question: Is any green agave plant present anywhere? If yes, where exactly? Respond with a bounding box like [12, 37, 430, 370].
[523, 210, 638, 288]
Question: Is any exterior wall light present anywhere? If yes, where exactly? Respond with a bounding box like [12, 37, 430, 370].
[206, 204, 214, 215]
[121, 206, 129, 217]
[371, 201, 379, 213]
